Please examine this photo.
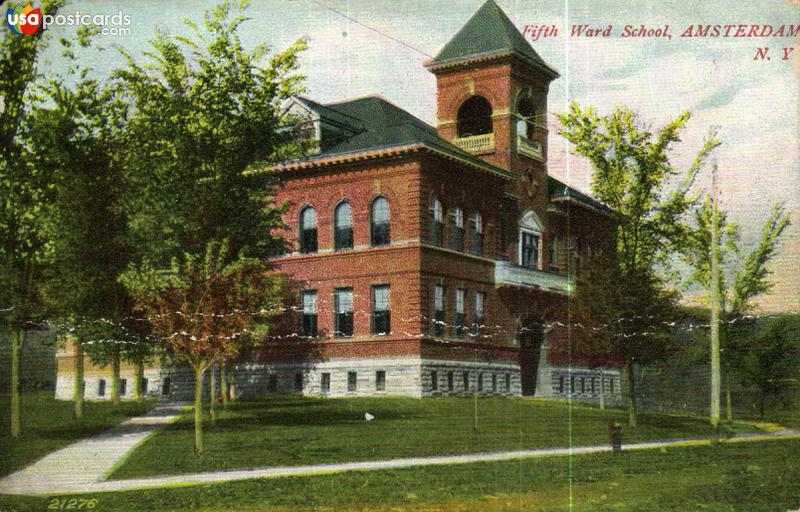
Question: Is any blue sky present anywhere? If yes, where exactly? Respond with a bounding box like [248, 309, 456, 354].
[30, 0, 800, 310]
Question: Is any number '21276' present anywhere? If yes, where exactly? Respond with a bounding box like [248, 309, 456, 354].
[46, 498, 98, 510]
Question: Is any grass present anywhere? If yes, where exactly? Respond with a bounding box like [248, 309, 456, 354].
[109, 395, 764, 479]
[0, 393, 155, 477]
[2, 438, 799, 511]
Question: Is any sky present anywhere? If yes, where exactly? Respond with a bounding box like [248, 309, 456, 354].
[27, 0, 800, 311]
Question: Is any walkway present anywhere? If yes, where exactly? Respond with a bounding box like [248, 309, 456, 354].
[0, 403, 185, 496]
[0, 410, 797, 496]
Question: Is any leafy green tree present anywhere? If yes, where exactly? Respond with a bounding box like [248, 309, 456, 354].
[682, 202, 790, 420]
[739, 315, 800, 419]
[23, 42, 131, 413]
[114, 1, 306, 452]
[560, 104, 719, 426]
[0, 0, 64, 435]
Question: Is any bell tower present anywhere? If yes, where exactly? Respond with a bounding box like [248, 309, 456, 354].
[425, 0, 560, 261]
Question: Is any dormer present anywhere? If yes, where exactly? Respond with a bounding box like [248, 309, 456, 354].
[282, 96, 364, 154]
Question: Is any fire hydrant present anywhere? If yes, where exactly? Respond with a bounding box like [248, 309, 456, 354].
[608, 421, 623, 452]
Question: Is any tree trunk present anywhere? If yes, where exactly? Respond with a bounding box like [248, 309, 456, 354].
[209, 364, 217, 423]
[725, 372, 733, 422]
[220, 362, 229, 409]
[228, 365, 236, 401]
[599, 371, 605, 411]
[134, 360, 145, 402]
[759, 390, 765, 420]
[111, 347, 121, 406]
[625, 362, 637, 427]
[10, 328, 22, 438]
[74, 337, 84, 419]
[194, 366, 205, 454]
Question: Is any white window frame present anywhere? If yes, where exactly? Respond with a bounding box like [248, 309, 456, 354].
[518, 211, 543, 269]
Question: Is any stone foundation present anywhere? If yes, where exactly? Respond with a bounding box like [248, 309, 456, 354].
[54, 356, 621, 403]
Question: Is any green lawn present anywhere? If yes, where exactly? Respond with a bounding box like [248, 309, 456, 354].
[3, 438, 798, 511]
[0, 393, 155, 477]
[110, 395, 764, 479]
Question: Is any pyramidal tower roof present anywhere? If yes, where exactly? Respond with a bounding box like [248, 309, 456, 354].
[426, 0, 558, 78]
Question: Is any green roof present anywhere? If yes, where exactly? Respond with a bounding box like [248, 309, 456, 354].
[547, 176, 614, 215]
[282, 95, 514, 178]
[428, 0, 558, 78]
[282, 96, 610, 214]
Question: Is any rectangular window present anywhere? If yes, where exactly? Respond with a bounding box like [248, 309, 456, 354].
[491, 373, 497, 392]
[505, 373, 511, 392]
[580, 377, 585, 393]
[478, 372, 484, 392]
[463, 371, 470, 391]
[521, 231, 539, 269]
[472, 292, 485, 336]
[371, 285, 391, 335]
[454, 288, 466, 337]
[142, 378, 148, 395]
[301, 290, 318, 337]
[449, 209, 464, 252]
[447, 371, 454, 391]
[376, 370, 386, 391]
[590, 377, 596, 394]
[321, 372, 331, 393]
[549, 234, 561, 270]
[294, 372, 303, 392]
[433, 284, 445, 336]
[98, 379, 106, 397]
[347, 371, 357, 392]
[610, 378, 615, 394]
[570, 376, 575, 394]
[334, 288, 354, 337]
[431, 370, 438, 391]
[268, 374, 278, 392]
[470, 215, 483, 256]
[571, 237, 581, 275]
[558, 376, 565, 394]
[162, 376, 171, 396]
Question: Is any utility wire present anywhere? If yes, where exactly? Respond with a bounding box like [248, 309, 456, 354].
[307, 0, 433, 58]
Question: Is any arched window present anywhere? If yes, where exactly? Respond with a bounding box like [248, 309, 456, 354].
[449, 206, 464, 251]
[457, 96, 492, 137]
[470, 212, 483, 256]
[333, 201, 353, 250]
[370, 196, 390, 246]
[429, 197, 444, 245]
[519, 210, 543, 269]
[299, 206, 317, 254]
[516, 96, 537, 140]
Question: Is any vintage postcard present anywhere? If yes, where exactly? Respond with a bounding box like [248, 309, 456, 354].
[1, 0, 798, 510]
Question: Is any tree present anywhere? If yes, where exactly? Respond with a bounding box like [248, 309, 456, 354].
[560, 104, 719, 426]
[682, 201, 790, 421]
[571, 253, 681, 426]
[24, 46, 131, 413]
[739, 315, 800, 419]
[122, 242, 287, 453]
[114, 1, 306, 453]
[0, 0, 64, 435]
